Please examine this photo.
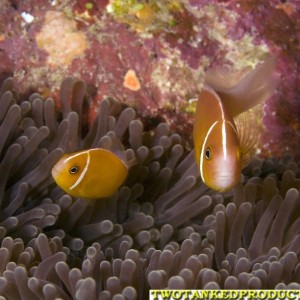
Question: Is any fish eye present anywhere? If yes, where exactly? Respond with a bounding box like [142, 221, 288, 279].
[69, 166, 79, 174]
[205, 147, 211, 160]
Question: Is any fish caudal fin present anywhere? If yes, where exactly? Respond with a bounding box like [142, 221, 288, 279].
[205, 57, 278, 117]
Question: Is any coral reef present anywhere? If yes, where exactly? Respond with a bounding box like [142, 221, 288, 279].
[0, 1, 299, 158]
[0, 77, 300, 299]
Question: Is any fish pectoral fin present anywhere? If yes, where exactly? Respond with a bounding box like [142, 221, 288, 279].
[234, 110, 260, 168]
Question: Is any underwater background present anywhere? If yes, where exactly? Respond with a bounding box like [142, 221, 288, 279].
[0, 0, 299, 299]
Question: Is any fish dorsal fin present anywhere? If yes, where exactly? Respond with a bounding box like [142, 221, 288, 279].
[205, 57, 277, 117]
[234, 110, 260, 168]
[205, 65, 251, 91]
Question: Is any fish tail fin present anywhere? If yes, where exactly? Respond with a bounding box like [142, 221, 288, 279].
[205, 57, 278, 117]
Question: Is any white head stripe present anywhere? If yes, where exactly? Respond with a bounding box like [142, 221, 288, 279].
[222, 120, 227, 158]
[64, 151, 86, 162]
[213, 94, 228, 160]
[69, 151, 90, 190]
[199, 120, 218, 182]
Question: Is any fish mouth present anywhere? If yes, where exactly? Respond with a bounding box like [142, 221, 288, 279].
[51, 166, 59, 178]
[212, 174, 237, 192]
[217, 186, 232, 193]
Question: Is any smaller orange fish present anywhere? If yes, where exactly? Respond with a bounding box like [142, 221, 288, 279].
[193, 57, 277, 191]
[51, 148, 128, 199]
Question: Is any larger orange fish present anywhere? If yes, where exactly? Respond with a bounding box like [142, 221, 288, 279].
[193, 58, 277, 191]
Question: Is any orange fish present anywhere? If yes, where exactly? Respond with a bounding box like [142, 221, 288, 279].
[193, 58, 277, 191]
[51, 148, 128, 199]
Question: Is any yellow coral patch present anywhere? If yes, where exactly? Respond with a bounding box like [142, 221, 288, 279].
[36, 11, 88, 67]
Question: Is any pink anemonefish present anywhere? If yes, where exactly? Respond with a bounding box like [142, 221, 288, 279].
[51, 148, 128, 199]
[193, 57, 277, 192]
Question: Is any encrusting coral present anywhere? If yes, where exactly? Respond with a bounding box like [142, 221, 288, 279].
[1, 1, 299, 159]
[0, 77, 300, 299]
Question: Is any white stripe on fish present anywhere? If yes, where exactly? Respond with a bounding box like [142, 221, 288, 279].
[69, 150, 91, 190]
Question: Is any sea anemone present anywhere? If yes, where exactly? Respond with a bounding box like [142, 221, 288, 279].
[0, 77, 299, 299]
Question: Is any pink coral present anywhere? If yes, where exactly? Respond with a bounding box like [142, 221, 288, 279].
[36, 11, 88, 67]
[0, 0, 299, 158]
